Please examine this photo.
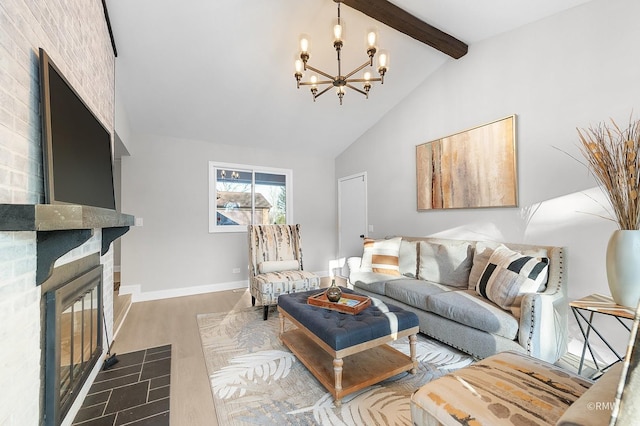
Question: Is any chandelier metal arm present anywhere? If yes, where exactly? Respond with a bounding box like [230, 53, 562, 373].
[304, 64, 336, 82]
[343, 60, 375, 80]
[299, 80, 333, 86]
[347, 77, 382, 83]
[345, 83, 368, 96]
[314, 85, 334, 99]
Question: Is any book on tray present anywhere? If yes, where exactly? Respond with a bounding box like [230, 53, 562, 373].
[336, 297, 360, 307]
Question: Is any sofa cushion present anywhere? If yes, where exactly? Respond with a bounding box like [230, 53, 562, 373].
[399, 239, 418, 278]
[258, 259, 299, 273]
[426, 290, 520, 339]
[468, 241, 549, 290]
[476, 245, 549, 318]
[350, 272, 404, 295]
[384, 279, 454, 310]
[254, 270, 319, 287]
[418, 241, 473, 288]
[361, 237, 402, 275]
[252, 270, 321, 305]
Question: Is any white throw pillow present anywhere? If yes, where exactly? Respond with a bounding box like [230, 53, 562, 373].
[258, 259, 300, 274]
[399, 239, 418, 278]
[475, 244, 549, 318]
[360, 237, 402, 276]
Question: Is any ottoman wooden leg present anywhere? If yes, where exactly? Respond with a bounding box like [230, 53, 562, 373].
[333, 357, 344, 407]
[409, 334, 417, 374]
[279, 313, 285, 337]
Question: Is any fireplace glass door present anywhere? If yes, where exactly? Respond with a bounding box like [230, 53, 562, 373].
[44, 264, 103, 425]
[59, 284, 99, 410]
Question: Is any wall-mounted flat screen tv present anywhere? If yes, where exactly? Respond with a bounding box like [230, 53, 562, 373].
[39, 48, 116, 210]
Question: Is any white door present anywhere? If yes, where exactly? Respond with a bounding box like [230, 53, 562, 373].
[338, 172, 367, 264]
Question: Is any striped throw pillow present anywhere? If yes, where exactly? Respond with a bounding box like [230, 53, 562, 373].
[361, 237, 402, 276]
[476, 244, 549, 318]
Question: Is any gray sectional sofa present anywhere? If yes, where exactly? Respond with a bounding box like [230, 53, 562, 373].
[347, 236, 568, 363]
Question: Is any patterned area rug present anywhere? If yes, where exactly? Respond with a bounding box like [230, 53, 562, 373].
[197, 308, 474, 425]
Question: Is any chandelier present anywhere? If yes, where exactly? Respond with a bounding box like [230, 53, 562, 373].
[294, 1, 388, 105]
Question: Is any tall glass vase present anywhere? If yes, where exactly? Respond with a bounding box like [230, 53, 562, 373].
[606, 230, 640, 307]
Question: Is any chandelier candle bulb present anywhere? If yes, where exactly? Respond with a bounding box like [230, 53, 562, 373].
[294, 60, 303, 88]
[366, 31, 377, 64]
[367, 31, 376, 47]
[300, 38, 309, 53]
[363, 71, 371, 97]
[333, 24, 342, 42]
[378, 53, 388, 68]
[378, 52, 388, 83]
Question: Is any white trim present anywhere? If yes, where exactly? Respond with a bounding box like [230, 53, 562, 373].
[337, 171, 368, 258]
[119, 272, 330, 304]
[119, 280, 250, 303]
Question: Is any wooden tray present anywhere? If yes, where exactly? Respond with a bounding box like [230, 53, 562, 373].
[307, 290, 371, 314]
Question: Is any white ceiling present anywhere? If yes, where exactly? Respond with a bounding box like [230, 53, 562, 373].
[106, 0, 594, 158]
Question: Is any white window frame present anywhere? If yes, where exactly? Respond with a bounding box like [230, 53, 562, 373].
[208, 161, 293, 233]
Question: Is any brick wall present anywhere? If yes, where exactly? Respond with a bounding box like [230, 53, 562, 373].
[0, 0, 115, 424]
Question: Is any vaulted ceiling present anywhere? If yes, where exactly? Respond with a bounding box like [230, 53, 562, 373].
[106, 0, 594, 158]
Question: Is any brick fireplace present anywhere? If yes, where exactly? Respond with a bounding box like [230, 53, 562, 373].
[0, 1, 122, 424]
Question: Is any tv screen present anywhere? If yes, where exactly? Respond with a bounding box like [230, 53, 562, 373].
[39, 48, 116, 210]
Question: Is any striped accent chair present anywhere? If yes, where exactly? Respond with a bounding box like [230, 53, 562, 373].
[248, 224, 320, 320]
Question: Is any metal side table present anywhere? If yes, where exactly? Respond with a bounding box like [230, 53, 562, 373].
[570, 293, 635, 378]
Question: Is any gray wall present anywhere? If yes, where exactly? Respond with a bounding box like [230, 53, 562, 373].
[120, 133, 335, 298]
[336, 0, 640, 357]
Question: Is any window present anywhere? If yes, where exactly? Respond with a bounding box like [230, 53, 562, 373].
[208, 162, 293, 233]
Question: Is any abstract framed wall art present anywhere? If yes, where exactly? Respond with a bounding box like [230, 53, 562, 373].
[416, 115, 517, 210]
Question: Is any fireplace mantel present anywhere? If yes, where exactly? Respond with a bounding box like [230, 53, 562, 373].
[0, 204, 135, 285]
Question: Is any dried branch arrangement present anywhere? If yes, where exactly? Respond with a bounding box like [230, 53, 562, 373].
[577, 116, 640, 230]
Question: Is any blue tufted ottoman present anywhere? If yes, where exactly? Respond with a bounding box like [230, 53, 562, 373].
[278, 287, 419, 406]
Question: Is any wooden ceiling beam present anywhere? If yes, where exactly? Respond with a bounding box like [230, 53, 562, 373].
[338, 0, 468, 59]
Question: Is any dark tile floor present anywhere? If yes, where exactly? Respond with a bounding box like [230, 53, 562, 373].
[72, 345, 171, 426]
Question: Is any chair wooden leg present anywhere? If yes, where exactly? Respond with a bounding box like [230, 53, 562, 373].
[263, 305, 269, 321]
[251, 296, 256, 306]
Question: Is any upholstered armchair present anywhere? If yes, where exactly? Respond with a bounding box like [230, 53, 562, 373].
[247, 224, 320, 320]
[410, 299, 640, 425]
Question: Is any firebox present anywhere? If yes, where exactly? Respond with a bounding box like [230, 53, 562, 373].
[41, 253, 103, 426]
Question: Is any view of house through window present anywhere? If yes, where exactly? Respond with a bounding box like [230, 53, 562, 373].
[209, 162, 292, 232]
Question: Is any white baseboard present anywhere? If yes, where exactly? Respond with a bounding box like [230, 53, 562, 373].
[119, 280, 249, 303]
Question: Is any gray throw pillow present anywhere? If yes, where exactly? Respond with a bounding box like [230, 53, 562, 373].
[418, 241, 473, 288]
